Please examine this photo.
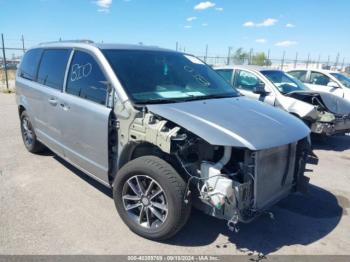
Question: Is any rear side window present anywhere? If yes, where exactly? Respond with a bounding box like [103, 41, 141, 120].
[234, 70, 260, 91]
[19, 49, 43, 81]
[310, 71, 331, 86]
[288, 70, 307, 82]
[215, 69, 233, 84]
[37, 49, 71, 90]
[66, 51, 107, 105]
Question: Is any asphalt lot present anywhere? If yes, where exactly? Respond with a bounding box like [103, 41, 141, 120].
[1, 93, 350, 256]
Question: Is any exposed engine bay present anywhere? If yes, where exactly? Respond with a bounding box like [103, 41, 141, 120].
[286, 91, 350, 135]
[120, 109, 311, 231]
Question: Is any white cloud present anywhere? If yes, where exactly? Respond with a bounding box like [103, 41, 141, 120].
[184, 25, 192, 29]
[186, 16, 197, 22]
[275, 40, 298, 47]
[256, 18, 278, 27]
[194, 1, 216, 10]
[95, 0, 112, 12]
[215, 7, 224, 11]
[243, 18, 278, 27]
[286, 23, 295, 28]
[202, 23, 208, 26]
[243, 21, 255, 27]
[256, 38, 267, 43]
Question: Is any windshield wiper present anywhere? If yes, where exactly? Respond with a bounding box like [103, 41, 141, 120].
[135, 98, 187, 105]
[180, 93, 238, 102]
[135, 93, 239, 105]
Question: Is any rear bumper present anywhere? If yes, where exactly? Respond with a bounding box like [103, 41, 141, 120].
[311, 118, 350, 135]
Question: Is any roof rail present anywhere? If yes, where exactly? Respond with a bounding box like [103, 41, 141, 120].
[38, 39, 94, 45]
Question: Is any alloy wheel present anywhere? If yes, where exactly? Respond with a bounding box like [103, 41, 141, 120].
[22, 116, 34, 147]
[122, 175, 168, 229]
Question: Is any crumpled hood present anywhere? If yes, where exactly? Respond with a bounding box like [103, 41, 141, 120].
[147, 97, 310, 150]
[287, 90, 350, 116]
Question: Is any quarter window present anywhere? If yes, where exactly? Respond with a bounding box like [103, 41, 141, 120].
[19, 48, 43, 81]
[66, 51, 108, 105]
[37, 49, 71, 90]
[234, 70, 260, 91]
[310, 71, 331, 86]
[215, 69, 233, 84]
[288, 70, 307, 82]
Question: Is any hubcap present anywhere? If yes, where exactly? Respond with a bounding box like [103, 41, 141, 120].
[122, 175, 168, 229]
[22, 116, 34, 147]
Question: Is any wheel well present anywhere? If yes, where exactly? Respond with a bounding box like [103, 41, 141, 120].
[118, 142, 164, 171]
[18, 105, 25, 117]
[112, 142, 185, 185]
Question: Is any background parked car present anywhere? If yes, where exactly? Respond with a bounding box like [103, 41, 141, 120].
[287, 69, 350, 101]
[214, 65, 350, 136]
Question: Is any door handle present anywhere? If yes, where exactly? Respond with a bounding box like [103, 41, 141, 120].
[48, 98, 58, 106]
[60, 103, 70, 111]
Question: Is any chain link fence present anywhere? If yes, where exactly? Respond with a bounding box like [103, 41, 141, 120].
[0, 34, 26, 92]
[196, 56, 350, 73]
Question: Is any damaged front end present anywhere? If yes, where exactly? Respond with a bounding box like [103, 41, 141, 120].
[287, 91, 350, 135]
[174, 135, 310, 232]
[124, 107, 311, 232]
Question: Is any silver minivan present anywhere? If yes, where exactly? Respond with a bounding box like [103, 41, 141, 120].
[16, 41, 311, 240]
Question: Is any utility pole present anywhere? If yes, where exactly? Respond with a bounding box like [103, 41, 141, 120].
[21, 34, 25, 53]
[281, 51, 285, 70]
[334, 53, 340, 69]
[227, 46, 232, 65]
[294, 52, 298, 69]
[249, 48, 253, 65]
[326, 55, 330, 68]
[266, 49, 270, 66]
[317, 54, 321, 69]
[205, 44, 208, 63]
[306, 53, 310, 69]
[1, 34, 9, 91]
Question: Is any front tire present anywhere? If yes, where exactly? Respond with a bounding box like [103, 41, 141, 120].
[113, 156, 191, 240]
[20, 111, 45, 153]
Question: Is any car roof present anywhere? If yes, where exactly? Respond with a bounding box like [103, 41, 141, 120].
[288, 68, 339, 74]
[29, 40, 177, 53]
[95, 43, 176, 52]
[213, 64, 280, 72]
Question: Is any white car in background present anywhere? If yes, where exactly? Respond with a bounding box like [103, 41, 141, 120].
[287, 69, 350, 101]
[214, 65, 350, 136]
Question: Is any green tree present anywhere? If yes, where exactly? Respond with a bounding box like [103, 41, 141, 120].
[232, 48, 249, 64]
[231, 48, 271, 66]
[252, 52, 271, 66]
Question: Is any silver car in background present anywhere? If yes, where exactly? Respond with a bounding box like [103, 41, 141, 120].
[214, 65, 350, 136]
[16, 41, 311, 240]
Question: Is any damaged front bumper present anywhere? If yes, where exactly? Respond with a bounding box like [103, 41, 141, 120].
[193, 138, 311, 231]
[311, 116, 350, 136]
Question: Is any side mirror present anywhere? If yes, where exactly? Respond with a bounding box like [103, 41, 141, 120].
[327, 81, 340, 88]
[253, 82, 268, 94]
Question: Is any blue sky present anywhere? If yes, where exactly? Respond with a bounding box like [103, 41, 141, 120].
[1, 0, 349, 61]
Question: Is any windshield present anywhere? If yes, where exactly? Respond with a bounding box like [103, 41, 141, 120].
[330, 73, 350, 88]
[102, 50, 239, 104]
[261, 70, 309, 94]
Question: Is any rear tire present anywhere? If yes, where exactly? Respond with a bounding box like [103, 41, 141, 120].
[113, 156, 191, 240]
[20, 111, 45, 153]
